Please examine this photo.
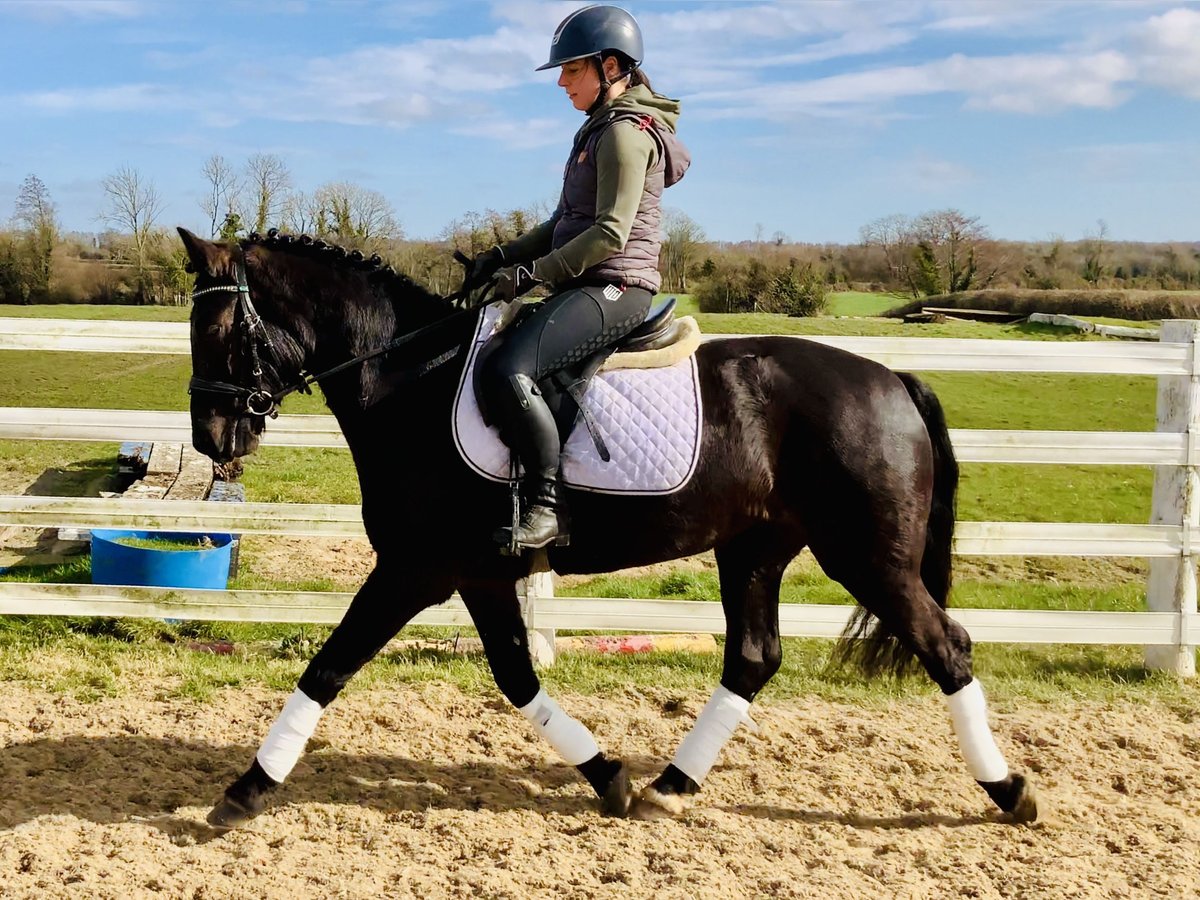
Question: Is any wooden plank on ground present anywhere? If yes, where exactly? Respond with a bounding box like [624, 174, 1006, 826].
[122, 474, 175, 501]
[165, 445, 214, 500]
[921, 307, 1027, 324]
[146, 443, 182, 477]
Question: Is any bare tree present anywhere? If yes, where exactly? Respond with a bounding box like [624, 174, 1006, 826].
[859, 213, 916, 288]
[311, 181, 401, 253]
[281, 190, 319, 235]
[245, 153, 292, 233]
[13, 173, 58, 300]
[660, 208, 704, 292]
[913, 209, 1002, 294]
[101, 165, 164, 301]
[1081, 218, 1110, 286]
[200, 154, 241, 238]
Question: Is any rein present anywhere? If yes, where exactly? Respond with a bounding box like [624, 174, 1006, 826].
[188, 249, 493, 418]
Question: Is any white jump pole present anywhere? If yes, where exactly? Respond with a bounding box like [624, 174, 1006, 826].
[1146, 320, 1199, 677]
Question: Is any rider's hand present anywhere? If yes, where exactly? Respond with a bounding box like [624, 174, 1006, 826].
[463, 246, 505, 292]
[493, 263, 543, 302]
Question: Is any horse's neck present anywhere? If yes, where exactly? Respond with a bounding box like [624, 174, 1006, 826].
[306, 294, 476, 448]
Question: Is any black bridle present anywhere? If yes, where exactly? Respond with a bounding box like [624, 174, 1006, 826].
[188, 248, 494, 419]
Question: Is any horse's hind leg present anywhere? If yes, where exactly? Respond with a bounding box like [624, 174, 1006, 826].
[817, 540, 1038, 823]
[632, 525, 795, 819]
[207, 564, 453, 828]
[460, 581, 633, 816]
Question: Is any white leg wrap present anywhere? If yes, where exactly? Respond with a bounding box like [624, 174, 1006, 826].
[671, 685, 758, 784]
[256, 689, 324, 783]
[945, 678, 1009, 783]
[518, 689, 600, 766]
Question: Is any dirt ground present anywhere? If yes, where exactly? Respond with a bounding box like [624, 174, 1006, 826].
[4, 469, 1191, 897]
[0, 681, 1196, 899]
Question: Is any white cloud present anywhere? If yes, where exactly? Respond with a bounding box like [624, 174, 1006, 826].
[1133, 7, 1200, 99]
[899, 155, 977, 190]
[1062, 140, 1197, 181]
[0, 0, 141, 20]
[7, 1, 1194, 140]
[923, 0, 1066, 33]
[689, 49, 1136, 119]
[18, 83, 183, 113]
[452, 116, 570, 150]
[949, 50, 1135, 113]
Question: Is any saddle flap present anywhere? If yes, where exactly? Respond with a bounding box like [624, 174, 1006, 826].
[616, 296, 676, 352]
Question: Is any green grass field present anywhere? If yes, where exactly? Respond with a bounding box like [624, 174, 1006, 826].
[824, 290, 908, 317]
[0, 300, 1194, 705]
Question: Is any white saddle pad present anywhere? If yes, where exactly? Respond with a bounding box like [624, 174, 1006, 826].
[451, 305, 703, 495]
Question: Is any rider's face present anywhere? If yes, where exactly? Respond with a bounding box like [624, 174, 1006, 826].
[558, 59, 600, 112]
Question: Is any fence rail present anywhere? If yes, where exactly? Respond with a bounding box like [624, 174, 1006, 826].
[0, 583, 1189, 647]
[1, 407, 1191, 465]
[0, 496, 1185, 557]
[3, 316, 1199, 675]
[0, 317, 1191, 374]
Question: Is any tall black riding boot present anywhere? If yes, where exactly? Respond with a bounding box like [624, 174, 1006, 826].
[491, 373, 570, 551]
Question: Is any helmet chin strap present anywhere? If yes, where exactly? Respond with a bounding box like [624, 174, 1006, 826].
[585, 55, 631, 115]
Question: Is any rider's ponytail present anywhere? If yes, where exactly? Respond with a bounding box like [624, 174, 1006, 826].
[629, 65, 653, 91]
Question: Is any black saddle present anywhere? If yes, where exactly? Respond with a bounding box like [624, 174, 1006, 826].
[473, 296, 678, 462]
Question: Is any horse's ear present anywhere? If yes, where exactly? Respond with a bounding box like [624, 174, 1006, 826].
[178, 227, 226, 276]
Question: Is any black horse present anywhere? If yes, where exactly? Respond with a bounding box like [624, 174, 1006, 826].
[178, 228, 1037, 827]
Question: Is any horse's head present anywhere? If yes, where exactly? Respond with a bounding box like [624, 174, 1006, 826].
[178, 228, 305, 464]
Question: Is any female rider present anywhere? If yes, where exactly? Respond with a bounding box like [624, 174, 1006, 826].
[467, 4, 690, 552]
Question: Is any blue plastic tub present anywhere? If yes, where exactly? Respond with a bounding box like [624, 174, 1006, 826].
[90, 529, 235, 590]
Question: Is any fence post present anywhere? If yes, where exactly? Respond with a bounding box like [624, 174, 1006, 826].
[1146, 320, 1200, 677]
[518, 550, 557, 667]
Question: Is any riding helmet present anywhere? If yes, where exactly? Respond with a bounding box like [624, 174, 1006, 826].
[535, 5, 644, 71]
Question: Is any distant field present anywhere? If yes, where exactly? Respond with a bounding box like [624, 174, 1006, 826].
[824, 291, 906, 317]
[0, 304, 189, 321]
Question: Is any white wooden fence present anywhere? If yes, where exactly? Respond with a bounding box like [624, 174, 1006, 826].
[1, 316, 1197, 675]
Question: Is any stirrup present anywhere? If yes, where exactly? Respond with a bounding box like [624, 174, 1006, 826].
[495, 504, 570, 556]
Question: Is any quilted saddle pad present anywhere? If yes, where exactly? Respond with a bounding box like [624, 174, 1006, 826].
[451, 305, 703, 495]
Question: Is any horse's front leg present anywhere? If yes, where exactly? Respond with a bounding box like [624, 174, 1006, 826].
[207, 564, 453, 828]
[460, 581, 633, 816]
[631, 528, 790, 819]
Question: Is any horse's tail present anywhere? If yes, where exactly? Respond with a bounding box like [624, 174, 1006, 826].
[898, 372, 958, 609]
[837, 372, 959, 677]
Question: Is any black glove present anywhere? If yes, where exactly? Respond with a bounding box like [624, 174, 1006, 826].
[463, 246, 505, 292]
[493, 263, 543, 302]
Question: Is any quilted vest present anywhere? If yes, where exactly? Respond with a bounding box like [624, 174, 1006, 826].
[552, 111, 689, 293]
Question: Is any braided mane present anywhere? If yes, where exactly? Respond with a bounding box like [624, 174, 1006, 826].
[243, 228, 444, 307]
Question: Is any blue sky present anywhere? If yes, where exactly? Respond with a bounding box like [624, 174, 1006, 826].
[2, 0, 1198, 244]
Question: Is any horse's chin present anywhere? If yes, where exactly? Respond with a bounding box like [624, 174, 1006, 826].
[192, 420, 261, 465]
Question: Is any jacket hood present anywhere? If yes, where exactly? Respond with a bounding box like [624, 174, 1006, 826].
[581, 84, 681, 137]
[577, 84, 689, 187]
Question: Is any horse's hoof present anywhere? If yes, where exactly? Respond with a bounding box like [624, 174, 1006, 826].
[1008, 773, 1039, 824]
[629, 785, 686, 821]
[600, 764, 632, 817]
[982, 772, 1039, 824]
[206, 795, 257, 830]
